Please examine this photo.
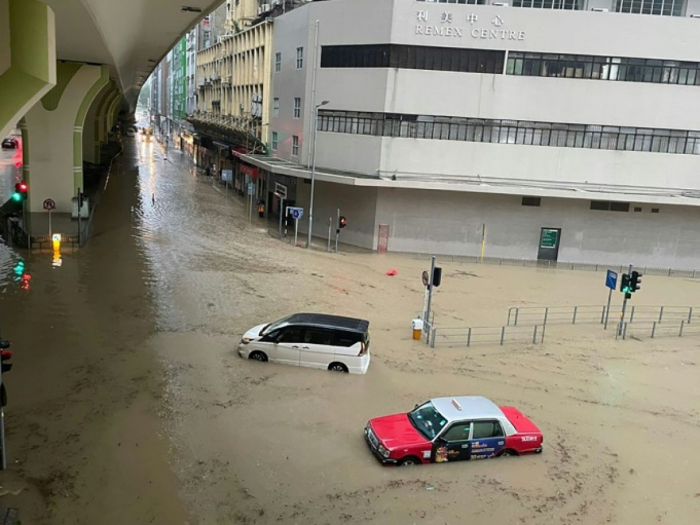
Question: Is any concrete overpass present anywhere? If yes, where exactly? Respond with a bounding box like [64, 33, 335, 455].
[0, 0, 220, 216]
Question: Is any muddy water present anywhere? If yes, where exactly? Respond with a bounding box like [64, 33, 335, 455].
[0, 135, 699, 524]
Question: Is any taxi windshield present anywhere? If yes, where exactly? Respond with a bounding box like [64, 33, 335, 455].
[408, 401, 448, 440]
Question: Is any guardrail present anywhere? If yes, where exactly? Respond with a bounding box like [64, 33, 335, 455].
[430, 324, 545, 348]
[407, 253, 700, 280]
[507, 305, 606, 327]
[506, 304, 697, 327]
[619, 320, 700, 340]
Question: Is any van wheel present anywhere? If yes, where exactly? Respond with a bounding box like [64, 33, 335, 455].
[249, 351, 268, 362]
[328, 362, 348, 373]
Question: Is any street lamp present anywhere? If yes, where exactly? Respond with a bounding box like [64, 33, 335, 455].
[307, 100, 329, 249]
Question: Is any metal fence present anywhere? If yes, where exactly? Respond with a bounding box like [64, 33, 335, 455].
[507, 305, 606, 327]
[408, 253, 700, 280]
[506, 304, 697, 327]
[429, 324, 545, 348]
[619, 320, 700, 340]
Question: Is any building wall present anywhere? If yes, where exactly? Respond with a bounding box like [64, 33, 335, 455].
[374, 188, 700, 267]
[0, 0, 9, 78]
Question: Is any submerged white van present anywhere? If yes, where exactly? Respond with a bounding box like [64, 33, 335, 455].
[239, 313, 371, 374]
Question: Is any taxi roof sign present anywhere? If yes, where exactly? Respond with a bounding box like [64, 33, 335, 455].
[451, 398, 462, 411]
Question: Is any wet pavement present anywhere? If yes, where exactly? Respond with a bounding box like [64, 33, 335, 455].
[0, 132, 699, 524]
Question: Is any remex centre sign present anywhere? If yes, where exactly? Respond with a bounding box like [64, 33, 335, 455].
[415, 10, 526, 41]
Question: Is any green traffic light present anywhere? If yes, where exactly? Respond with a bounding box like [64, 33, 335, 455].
[11, 192, 22, 202]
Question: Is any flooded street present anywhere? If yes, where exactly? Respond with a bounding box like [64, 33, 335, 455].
[0, 136, 699, 524]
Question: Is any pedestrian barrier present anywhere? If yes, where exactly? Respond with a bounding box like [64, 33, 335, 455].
[626, 305, 694, 324]
[429, 324, 545, 348]
[408, 253, 700, 280]
[619, 320, 700, 340]
[506, 305, 606, 327]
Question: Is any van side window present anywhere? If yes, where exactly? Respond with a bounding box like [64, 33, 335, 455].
[304, 329, 334, 345]
[334, 332, 362, 347]
[278, 328, 304, 343]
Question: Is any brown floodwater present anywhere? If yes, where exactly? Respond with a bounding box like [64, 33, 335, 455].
[0, 135, 698, 524]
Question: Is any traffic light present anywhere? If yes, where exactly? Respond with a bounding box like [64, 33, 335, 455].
[432, 267, 443, 288]
[338, 216, 347, 229]
[0, 341, 12, 374]
[630, 271, 642, 292]
[620, 273, 631, 294]
[11, 182, 28, 203]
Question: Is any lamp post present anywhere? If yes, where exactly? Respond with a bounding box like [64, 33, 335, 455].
[307, 100, 329, 249]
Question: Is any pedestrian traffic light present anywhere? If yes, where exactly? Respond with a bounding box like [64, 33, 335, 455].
[11, 182, 28, 203]
[630, 270, 642, 292]
[339, 216, 347, 229]
[620, 273, 632, 294]
[0, 341, 12, 374]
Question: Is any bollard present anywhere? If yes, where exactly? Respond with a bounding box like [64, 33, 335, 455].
[651, 322, 656, 338]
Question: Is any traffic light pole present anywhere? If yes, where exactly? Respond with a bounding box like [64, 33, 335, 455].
[618, 263, 633, 336]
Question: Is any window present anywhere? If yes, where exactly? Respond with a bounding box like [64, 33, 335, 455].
[321, 44, 504, 75]
[316, 110, 700, 156]
[442, 423, 472, 442]
[590, 201, 631, 212]
[334, 332, 362, 347]
[293, 97, 301, 119]
[278, 328, 303, 344]
[651, 208, 660, 213]
[511, 0, 581, 8]
[507, 51, 700, 86]
[296, 47, 304, 69]
[292, 135, 299, 156]
[472, 421, 504, 440]
[273, 98, 280, 118]
[303, 329, 334, 345]
[272, 131, 278, 151]
[275, 52, 281, 72]
[615, 0, 685, 16]
[522, 197, 541, 207]
[634, 207, 642, 212]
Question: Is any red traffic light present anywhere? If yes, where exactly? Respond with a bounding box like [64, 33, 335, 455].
[339, 216, 347, 229]
[18, 182, 28, 192]
[0, 350, 12, 360]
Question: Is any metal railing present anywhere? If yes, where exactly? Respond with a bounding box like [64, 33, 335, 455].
[507, 305, 606, 327]
[407, 253, 700, 280]
[619, 320, 700, 340]
[507, 304, 697, 327]
[430, 324, 545, 348]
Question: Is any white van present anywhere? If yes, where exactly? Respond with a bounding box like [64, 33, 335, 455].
[238, 313, 371, 374]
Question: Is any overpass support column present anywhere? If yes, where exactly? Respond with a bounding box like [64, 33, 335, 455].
[83, 81, 117, 164]
[0, 0, 56, 140]
[23, 63, 109, 214]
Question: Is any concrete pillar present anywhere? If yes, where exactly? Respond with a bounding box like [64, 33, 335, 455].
[99, 88, 120, 143]
[83, 81, 116, 164]
[107, 95, 122, 134]
[23, 62, 109, 213]
[0, 0, 57, 140]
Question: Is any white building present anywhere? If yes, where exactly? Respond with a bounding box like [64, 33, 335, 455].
[240, 0, 700, 268]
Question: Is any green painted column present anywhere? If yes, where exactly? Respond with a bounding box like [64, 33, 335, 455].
[107, 95, 122, 134]
[0, 0, 56, 140]
[23, 62, 109, 214]
[97, 83, 118, 147]
[83, 81, 114, 164]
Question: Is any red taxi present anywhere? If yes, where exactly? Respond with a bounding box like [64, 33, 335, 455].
[364, 396, 543, 466]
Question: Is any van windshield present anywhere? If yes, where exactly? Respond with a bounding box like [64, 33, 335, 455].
[262, 314, 294, 335]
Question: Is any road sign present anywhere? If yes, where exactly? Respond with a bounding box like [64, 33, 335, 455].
[422, 270, 429, 287]
[42, 199, 56, 211]
[290, 207, 304, 220]
[605, 270, 618, 290]
[247, 182, 255, 196]
[221, 169, 233, 183]
[540, 229, 558, 248]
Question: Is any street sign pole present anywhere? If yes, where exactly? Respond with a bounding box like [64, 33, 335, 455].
[48, 210, 52, 239]
[604, 287, 613, 330]
[278, 197, 284, 240]
[425, 256, 437, 342]
[604, 269, 618, 330]
[618, 264, 633, 336]
[334, 208, 340, 253]
[294, 218, 299, 246]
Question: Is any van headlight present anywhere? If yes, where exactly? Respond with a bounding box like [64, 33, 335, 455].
[241, 337, 251, 344]
[378, 444, 390, 458]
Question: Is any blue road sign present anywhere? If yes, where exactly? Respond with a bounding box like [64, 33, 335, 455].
[290, 207, 304, 220]
[606, 269, 618, 290]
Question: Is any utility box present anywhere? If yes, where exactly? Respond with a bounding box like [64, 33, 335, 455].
[71, 197, 89, 219]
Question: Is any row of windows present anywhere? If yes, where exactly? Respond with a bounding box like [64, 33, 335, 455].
[272, 97, 302, 119]
[417, 0, 686, 15]
[271, 132, 300, 156]
[274, 47, 304, 72]
[321, 44, 504, 74]
[507, 52, 700, 85]
[522, 197, 661, 213]
[317, 110, 700, 155]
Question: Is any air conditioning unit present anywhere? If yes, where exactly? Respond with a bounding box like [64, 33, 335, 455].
[492, 2, 509, 5]
[591, 7, 609, 11]
[258, 3, 270, 15]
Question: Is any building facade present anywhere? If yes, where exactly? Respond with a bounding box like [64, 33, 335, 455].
[239, 0, 700, 268]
